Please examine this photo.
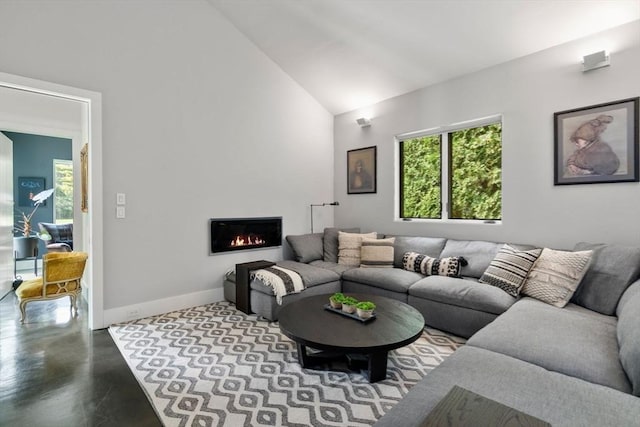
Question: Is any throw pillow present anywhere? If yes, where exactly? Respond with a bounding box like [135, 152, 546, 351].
[323, 227, 360, 263]
[402, 251, 468, 277]
[479, 244, 542, 297]
[360, 237, 395, 268]
[521, 248, 593, 308]
[286, 233, 324, 263]
[338, 231, 377, 266]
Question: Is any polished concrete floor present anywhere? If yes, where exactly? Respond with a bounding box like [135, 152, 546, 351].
[0, 288, 161, 426]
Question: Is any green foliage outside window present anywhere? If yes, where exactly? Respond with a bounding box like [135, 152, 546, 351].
[450, 124, 502, 220]
[54, 160, 74, 224]
[401, 135, 441, 218]
[400, 123, 502, 220]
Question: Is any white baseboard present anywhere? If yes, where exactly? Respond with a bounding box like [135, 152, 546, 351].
[104, 287, 225, 326]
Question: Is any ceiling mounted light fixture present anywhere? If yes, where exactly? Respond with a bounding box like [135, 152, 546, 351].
[356, 117, 371, 127]
[582, 50, 610, 72]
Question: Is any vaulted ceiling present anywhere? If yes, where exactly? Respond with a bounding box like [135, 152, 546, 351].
[209, 0, 640, 115]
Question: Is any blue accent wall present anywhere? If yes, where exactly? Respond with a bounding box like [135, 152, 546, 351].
[3, 131, 72, 257]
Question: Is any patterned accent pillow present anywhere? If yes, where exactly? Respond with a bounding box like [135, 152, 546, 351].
[479, 244, 542, 297]
[402, 251, 468, 277]
[338, 231, 377, 266]
[360, 237, 395, 268]
[521, 248, 593, 308]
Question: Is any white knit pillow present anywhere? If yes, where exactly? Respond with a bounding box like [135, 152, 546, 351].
[338, 231, 377, 266]
[521, 248, 593, 307]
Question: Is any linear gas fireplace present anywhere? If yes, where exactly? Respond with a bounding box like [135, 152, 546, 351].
[209, 217, 282, 254]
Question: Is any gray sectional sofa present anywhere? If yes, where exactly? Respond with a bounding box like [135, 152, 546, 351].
[234, 228, 640, 426]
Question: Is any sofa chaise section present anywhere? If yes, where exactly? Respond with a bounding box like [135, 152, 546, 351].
[249, 260, 340, 320]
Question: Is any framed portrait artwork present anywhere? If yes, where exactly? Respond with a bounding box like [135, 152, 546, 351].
[18, 177, 46, 207]
[554, 97, 639, 185]
[347, 146, 377, 194]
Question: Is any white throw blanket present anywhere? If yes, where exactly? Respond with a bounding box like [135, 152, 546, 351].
[251, 266, 304, 305]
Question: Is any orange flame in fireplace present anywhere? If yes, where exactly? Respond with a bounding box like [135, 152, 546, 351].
[230, 235, 266, 247]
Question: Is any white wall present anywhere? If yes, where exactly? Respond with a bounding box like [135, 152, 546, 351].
[0, 1, 333, 323]
[334, 21, 640, 250]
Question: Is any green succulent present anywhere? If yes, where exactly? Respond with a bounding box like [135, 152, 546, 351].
[342, 297, 358, 306]
[330, 292, 346, 302]
[356, 301, 376, 311]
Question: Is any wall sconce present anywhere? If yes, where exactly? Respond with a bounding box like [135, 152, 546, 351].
[582, 50, 610, 72]
[310, 202, 339, 233]
[356, 117, 371, 127]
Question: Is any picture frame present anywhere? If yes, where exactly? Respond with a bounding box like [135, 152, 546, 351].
[18, 177, 46, 207]
[554, 97, 639, 185]
[347, 146, 377, 194]
[81, 143, 88, 212]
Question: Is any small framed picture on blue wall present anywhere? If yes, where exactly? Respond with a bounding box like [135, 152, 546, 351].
[18, 177, 46, 207]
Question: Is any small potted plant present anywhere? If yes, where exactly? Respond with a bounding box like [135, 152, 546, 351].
[329, 292, 345, 309]
[356, 301, 376, 319]
[13, 188, 55, 259]
[341, 296, 358, 314]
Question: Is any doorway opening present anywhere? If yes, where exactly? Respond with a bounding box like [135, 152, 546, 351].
[0, 71, 103, 330]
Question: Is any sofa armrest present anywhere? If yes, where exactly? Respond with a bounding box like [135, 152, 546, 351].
[47, 243, 72, 253]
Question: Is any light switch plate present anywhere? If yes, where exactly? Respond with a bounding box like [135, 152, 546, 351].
[116, 206, 126, 219]
[116, 193, 126, 205]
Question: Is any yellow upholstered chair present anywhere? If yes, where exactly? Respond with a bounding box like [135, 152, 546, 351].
[16, 252, 88, 323]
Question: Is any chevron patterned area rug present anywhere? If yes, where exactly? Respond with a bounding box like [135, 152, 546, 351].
[109, 301, 465, 427]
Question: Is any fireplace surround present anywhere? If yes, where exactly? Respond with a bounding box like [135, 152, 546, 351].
[209, 217, 282, 254]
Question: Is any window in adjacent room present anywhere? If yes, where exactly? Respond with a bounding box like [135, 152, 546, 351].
[53, 159, 73, 224]
[399, 117, 502, 221]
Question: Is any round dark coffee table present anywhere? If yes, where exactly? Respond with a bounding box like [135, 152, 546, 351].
[278, 293, 425, 382]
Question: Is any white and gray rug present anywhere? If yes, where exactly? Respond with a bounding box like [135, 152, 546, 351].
[109, 302, 464, 427]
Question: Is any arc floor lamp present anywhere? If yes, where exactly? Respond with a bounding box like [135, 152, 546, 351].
[310, 202, 339, 233]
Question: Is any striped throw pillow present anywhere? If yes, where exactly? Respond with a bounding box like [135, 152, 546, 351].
[360, 237, 395, 268]
[479, 244, 542, 297]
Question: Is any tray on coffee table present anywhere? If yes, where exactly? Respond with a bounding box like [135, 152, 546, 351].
[323, 304, 376, 323]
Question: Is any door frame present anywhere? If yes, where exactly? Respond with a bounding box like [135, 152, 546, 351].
[0, 132, 13, 297]
[0, 71, 104, 330]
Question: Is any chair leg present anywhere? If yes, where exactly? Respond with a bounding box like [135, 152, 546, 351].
[19, 300, 27, 323]
[70, 294, 78, 317]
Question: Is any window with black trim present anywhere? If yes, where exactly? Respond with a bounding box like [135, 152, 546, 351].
[399, 120, 502, 221]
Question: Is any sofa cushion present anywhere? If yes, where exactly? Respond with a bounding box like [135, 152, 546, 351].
[479, 244, 542, 297]
[375, 345, 640, 427]
[408, 276, 517, 315]
[571, 242, 640, 315]
[341, 267, 424, 293]
[285, 233, 324, 263]
[360, 237, 395, 268]
[440, 239, 502, 278]
[323, 227, 360, 263]
[308, 260, 355, 276]
[617, 281, 640, 396]
[389, 236, 447, 269]
[402, 252, 467, 277]
[338, 231, 377, 266]
[521, 248, 593, 308]
[467, 297, 630, 393]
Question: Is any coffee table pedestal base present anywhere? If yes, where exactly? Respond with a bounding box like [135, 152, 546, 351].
[296, 343, 388, 383]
